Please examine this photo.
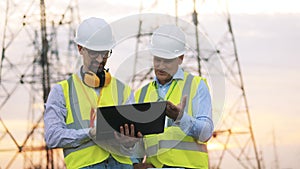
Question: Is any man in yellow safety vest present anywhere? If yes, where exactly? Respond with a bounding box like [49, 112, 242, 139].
[134, 25, 214, 169]
[44, 17, 141, 169]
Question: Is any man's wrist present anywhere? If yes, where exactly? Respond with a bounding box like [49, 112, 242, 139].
[174, 111, 184, 123]
[88, 127, 96, 140]
[174, 118, 181, 126]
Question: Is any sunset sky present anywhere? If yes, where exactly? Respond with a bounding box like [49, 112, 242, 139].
[0, 0, 299, 168]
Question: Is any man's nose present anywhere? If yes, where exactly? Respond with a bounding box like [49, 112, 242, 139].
[95, 55, 103, 63]
[157, 61, 166, 69]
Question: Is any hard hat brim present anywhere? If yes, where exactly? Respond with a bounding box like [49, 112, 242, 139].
[149, 48, 185, 59]
[74, 39, 115, 51]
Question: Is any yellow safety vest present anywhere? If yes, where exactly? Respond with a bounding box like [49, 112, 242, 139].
[135, 72, 209, 169]
[59, 74, 132, 169]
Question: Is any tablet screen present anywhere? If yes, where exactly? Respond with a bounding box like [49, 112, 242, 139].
[96, 101, 166, 140]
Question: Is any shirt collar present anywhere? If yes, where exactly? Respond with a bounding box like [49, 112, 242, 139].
[154, 67, 184, 86]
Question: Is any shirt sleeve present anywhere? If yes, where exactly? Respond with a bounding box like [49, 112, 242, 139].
[178, 80, 214, 142]
[44, 84, 91, 148]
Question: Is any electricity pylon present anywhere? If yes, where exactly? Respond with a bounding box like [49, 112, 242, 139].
[0, 0, 80, 168]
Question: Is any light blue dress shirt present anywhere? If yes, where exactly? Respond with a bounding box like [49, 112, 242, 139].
[154, 68, 214, 142]
[44, 71, 137, 168]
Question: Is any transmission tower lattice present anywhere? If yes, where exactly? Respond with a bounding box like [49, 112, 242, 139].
[129, 0, 262, 168]
[0, 0, 80, 168]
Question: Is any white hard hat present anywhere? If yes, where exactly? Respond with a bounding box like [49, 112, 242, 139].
[74, 17, 115, 51]
[149, 25, 186, 59]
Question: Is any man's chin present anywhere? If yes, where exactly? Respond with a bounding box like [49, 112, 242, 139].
[156, 72, 170, 77]
[156, 74, 168, 81]
[90, 66, 103, 73]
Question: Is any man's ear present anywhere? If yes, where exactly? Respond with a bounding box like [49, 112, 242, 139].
[77, 45, 84, 55]
[178, 55, 184, 65]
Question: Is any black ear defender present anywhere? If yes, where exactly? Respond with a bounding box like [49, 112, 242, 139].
[81, 66, 111, 88]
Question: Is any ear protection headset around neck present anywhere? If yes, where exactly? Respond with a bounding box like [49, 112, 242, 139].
[81, 66, 111, 88]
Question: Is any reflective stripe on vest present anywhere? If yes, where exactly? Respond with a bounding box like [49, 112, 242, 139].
[116, 78, 125, 105]
[66, 76, 89, 130]
[146, 140, 208, 156]
[181, 74, 193, 113]
[59, 74, 132, 168]
[64, 140, 95, 157]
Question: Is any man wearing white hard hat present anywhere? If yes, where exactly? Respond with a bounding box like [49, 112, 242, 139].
[44, 17, 141, 169]
[135, 25, 214, 168]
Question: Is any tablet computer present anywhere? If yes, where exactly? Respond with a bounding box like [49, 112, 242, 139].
[95, 101, 166, 140]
